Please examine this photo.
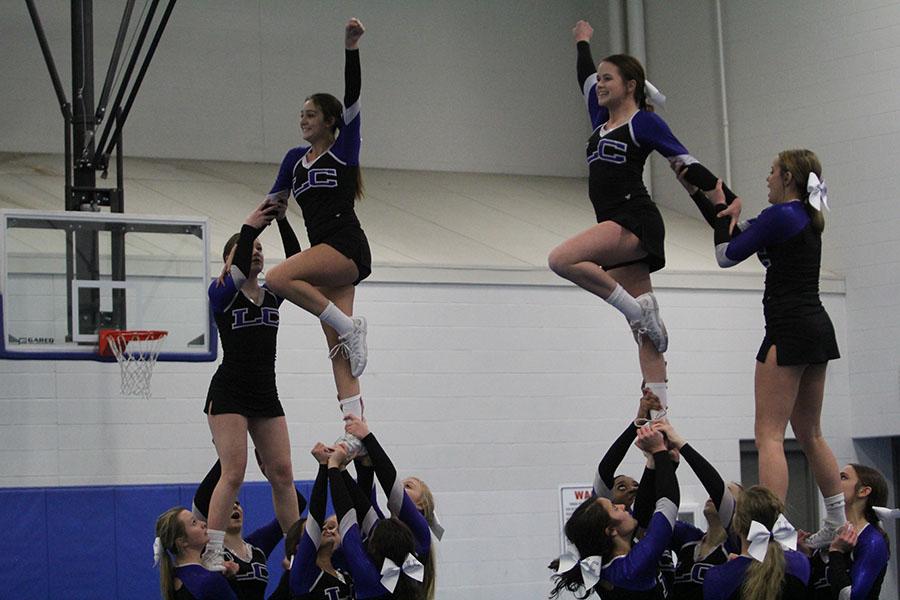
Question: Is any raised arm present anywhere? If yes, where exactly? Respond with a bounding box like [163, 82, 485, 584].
[208, 201, 278, 311]
[340, 468, 380, 538]
[344, 18, 363, 109]
[594, 393, 657, 498]
[594, 424, 637, 498]
[655, 420, 735, 527]
[331, 18, 363, 167]
[290, 445, 330, 595]
[573, 21, 607, 129]
[326, 445, 385, 597]
[345, 415, 431, 557]
[191, 459, 221, 521]
[608, 427, 678, 581]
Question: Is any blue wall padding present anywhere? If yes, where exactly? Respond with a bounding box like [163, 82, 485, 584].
[0, 480, 316, 600]
[6, 487, 49, 598]
[47, 487, 118, 600]
[115, 486, 182, 599]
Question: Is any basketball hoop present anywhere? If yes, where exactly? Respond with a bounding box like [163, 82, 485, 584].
[98, 329, 168, 397]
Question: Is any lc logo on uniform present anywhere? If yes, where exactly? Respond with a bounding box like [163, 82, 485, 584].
[588, 139, 628, 165]
[232, 307, 279, 329]
[296, 167, 338, 195]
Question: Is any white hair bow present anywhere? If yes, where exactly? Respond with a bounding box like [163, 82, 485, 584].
[380, 553, 425, 593]
[873, 506, 900, 521]
[153, 536, 163, 567]
[556, 551, 604, 592]
[747, 513, 797, 562]
[807, 172, 829, 211]
[644, 80, 667, 110]
[429, 511, 445, 541]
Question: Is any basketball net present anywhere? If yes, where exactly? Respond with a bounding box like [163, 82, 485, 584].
[99, 330, 167, 398]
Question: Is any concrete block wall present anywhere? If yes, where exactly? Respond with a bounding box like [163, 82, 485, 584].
[0, 277, 852, 599]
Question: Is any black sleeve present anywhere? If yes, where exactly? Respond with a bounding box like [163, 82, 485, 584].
[192, 460, 222, 521]
[344, 48, 361, 109]
[683, 163, 738, 205]
[633, 466, 656, 528]
[276, 217, 302, 258]
[827, 550, 853, 591]
[653, 450, 680, 507]
[691, 189, 718, 228]
[341, 470, 375, 519]
[232, 224, 264, 277]
[309, 465, 328, 524]
[360, 432, 399, 496]
[295, 486, 307, 517]
[713, 204, 733, 245]
[266, 570, 291, 600]
[353, 456, 376, 499]
[576, 41, 595, 88]
[680, 443, 734, 527]
[595, 424, 637, 496]
[327, 467, 354, 520]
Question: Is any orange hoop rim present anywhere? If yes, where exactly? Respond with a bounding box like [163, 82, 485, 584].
[97, 329, 168, 357]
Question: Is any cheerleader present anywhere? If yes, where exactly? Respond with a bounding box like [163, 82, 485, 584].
[651, 420, 741, 600]
[155, 507, 239, 600]
[325, 442, 430, 600]
[344, 415, 436, 599]
[808, 463, 890, 599]
[550, 424, 679, 599]
[289, 443, 355, 600]
[703, 486, 809, 600]
[203, 201, 303, 570]
[548, 21, 736, 416]
[265, 19, 371, 443]
[678, 150, 842, 547]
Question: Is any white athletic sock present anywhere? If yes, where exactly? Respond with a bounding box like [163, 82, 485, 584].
[206, 529, 225, 553]
[645, 382, 668, 413]
[339, 394, 364, 418]
[606, 284, 642, 322]
[319, 302, 355, 337]
[823, 492, 846, 525]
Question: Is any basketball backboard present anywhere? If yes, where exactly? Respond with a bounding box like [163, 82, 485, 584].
[0, 209, 215, 361]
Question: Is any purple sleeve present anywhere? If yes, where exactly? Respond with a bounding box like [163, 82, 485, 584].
[268, 147, 304, 198]
[398, 491, 432, 558]
[702, 558, 747, 600]
[245, 518, 283, 557]
[177, 565, 240, 600]
[850, 530, 890, 599]
[290, 534, 320, 595]
[207, 276, 238, 314]
[605, 510, 675, 584]
[672, 520, 704, 550]
[198, 576, 239, 600]
[784, 550, 811, 585]
[723, 203, 810, 263]
[331, 111, 360, 166]
[632, 111, 690, 158]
